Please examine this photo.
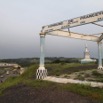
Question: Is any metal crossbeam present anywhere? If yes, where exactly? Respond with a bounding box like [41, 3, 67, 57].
[92, 22, 103, 27]
[42, 11, 103, 33]
[98, 33, 103, 42]
[37, 10, 103, 80]
[48, 30, 99, 42]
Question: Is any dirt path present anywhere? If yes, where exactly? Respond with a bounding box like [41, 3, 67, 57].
[44, 76, 103, 88]
[0, 84, 98, 103]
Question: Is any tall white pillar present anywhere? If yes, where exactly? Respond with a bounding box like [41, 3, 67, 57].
[98, 42, 103, 70]
[36, 35, 47, 79]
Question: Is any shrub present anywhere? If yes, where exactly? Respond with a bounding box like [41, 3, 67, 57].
[92, 71, 103, 77]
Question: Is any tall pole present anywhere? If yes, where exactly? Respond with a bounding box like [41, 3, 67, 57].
[36, 35, 47, 79]
[98, 42, 103, 69]
[40, 35, 45, 68]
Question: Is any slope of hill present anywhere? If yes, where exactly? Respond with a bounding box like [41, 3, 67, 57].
[0, 63, 103, 103]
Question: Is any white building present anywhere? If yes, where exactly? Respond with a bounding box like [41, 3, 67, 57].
[81, 44, 96, 63]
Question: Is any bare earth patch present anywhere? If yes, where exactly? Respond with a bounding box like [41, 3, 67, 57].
[0, 84, 98, 103]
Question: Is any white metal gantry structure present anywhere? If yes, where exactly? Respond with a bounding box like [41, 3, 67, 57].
[36, 10, 103, 79]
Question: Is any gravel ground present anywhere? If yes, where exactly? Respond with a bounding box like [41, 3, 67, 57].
[0, 84, 98, 103]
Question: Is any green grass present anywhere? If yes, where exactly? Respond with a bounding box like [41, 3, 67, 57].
[61, 83, 103, 101]
[92, 71, 103, 78]
[0, 77, 22, 95]
[0, 68, 6, 75]
[0, 64, 37, 95]
[0, 63, 103, 102]
[46, 63, 96, 76]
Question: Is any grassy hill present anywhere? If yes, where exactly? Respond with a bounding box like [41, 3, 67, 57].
[0, 63, 103, 103]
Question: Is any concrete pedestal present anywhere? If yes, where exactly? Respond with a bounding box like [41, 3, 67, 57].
[98, 66, 103, 70]
[36, 66, 47, 79]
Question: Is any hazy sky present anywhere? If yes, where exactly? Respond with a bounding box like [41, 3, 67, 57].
[0, 0, 103, 59]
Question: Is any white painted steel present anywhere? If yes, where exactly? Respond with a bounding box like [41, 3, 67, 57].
[98, 33, 103, 42]
[48, 30, 99, 42]
[37, 10, 103, 79]
[98, 42, 103, 69]
[42, 11, 103, 33]
[36, 35, 47, 79]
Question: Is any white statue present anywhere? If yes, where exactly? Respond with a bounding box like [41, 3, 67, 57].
[81, 44, 96, 63]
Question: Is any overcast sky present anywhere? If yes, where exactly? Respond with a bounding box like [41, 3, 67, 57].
[0, 0, 103, 59]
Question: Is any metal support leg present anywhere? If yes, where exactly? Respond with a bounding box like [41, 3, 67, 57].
[98, 42, 103, 70]
[36, 35, 47, 79]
